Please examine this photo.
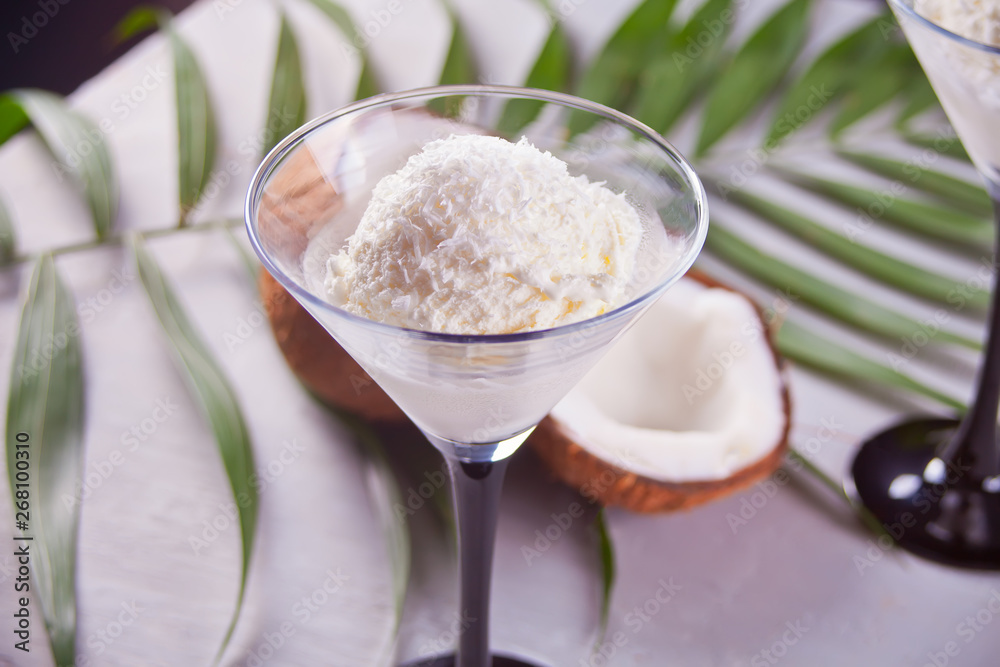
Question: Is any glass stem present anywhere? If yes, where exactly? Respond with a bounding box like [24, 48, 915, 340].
[944, 199, 1000, 476]
[447, 456, 510, 667]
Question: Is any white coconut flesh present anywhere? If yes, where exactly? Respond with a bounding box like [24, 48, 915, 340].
[548, 277, 787, 483]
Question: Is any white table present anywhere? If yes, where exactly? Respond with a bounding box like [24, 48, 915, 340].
[1, 0, 999, 665]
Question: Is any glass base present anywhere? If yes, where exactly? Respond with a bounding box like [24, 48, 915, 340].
[400, 655, 546, 667]
[850, 418, 1000, 571]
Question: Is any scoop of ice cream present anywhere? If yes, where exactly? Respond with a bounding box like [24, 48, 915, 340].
[323, 134, 643, 335]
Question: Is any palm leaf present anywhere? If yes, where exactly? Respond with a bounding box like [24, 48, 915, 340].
[632, 0, 733, 136]
[428, 3, 477, 116]
[903, 130, 972, 162]
[117, 8, 218, 224]
[773, 167, 994, 248]
[225, 228, 260, 284]
[776, 320, 964, 412]
[5, 255, 84, 665]
[696, 0, 811, 156]
[569, 0, 679, 135]
[437, 4, 476, 87]
[0, 94, 30, 145]
[593, 509, 615, 648]
[262, 11, 307, 158]
[131, 236, 257, 664]
[303, 0, 381, 99]
[0, 90, 117, 239]
[721, 186, 990, 310]
[765, 15, 887, 146]
[0, 193, 15, 265]
[706, 222, 980, 349]
[828, 44, 914, 137]
[496, 22, 573, 136]
[355, 57, 380, 101]
[837, 150, 992, 217]
[167, 22, 217, 222]
[895, 68, 940, 127]
[785, 448, 890, 538]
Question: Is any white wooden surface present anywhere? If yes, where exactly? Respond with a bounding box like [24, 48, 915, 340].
[1, 0, 999, 665]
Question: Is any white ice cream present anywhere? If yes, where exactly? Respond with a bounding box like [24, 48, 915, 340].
[322, 134, 644, 335]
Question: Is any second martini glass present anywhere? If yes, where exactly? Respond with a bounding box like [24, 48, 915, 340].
[245, 85, 708, 666]
[850, 1, 1000, 570]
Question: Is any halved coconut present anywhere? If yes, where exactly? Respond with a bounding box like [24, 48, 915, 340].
[529, 272, 790, 512]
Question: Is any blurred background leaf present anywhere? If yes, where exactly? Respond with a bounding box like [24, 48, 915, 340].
[0, 90, 117, 239]
[696, 0, 811, 155]
[5, 255, 84, 666]
[569, 0, 680, 135]
[132, 236, 258, 663]
[261, 11, 307, 158]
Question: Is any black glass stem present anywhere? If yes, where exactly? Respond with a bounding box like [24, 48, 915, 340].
[946, 199, 1000, 470]
[402, 456, 544, 667]
[850, 196, 1000, 569]
[451, 458, 506, 667]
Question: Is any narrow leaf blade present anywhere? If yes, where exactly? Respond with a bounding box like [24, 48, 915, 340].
[302, 0, 381, 100]
[301, 0, 355, 38]
[776, 320, 965, 411]
[225, 228, 260, 285]
[593, 509, 615, 647]
[837, 150, 992, 218]
[569, 0, 680, 135]
[437, 8, 477, 86]
[706, 222, 979, 348]
[632, 0, 734, 135]
[112, 6, 162, 43]
[262, 12, 307, 158]
[896, 67, 940, 127]
[696, 0, 812, 156]
[162, 18, 217, 222]
[765, 16, 886, 146]
[774, 168, 994, 248]
[355, 57, 380, 101]
[0, 94, 30, 146]
[829, 45, 913, 138]
[496, 23, 573, 136]
[131, 236, 257, 663]
[428, 6, 478, 117]
[6, 255, 84, 665]
[7, 90, 118, 239]
[785, 448, 892, 540]
[904, 130, 972, 163]
[0, 193, 16, 265]
[723, 186, 990, 309]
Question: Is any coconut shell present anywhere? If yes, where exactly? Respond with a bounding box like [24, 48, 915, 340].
[529, 414, 789, 513]
[258, 268, 407, 422]
[528, 270, 792, 513]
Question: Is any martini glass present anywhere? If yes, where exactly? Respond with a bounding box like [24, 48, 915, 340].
[245, 85, 707, 666]
[850, 1, 1000, 570]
